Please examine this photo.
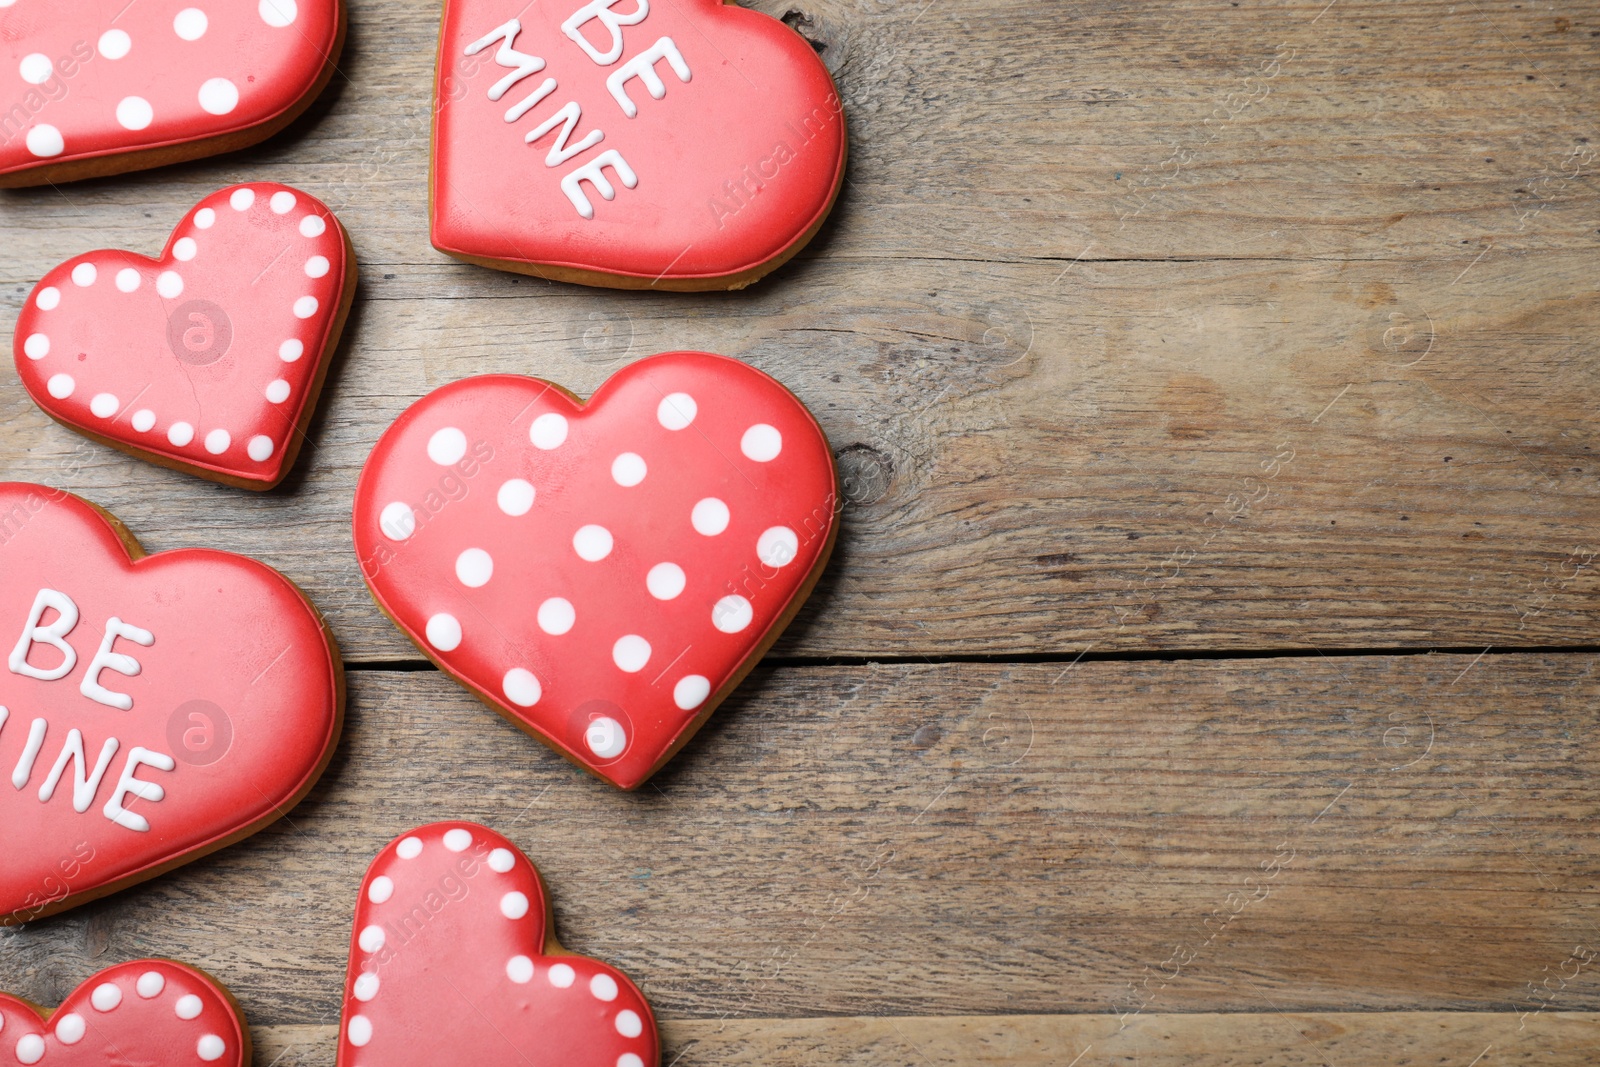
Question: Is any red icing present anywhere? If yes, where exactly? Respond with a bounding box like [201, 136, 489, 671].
[0, 484, 341, 925]
[12, 183, 352, 488]
[0, 959, 246, 1066]
[0, 0, 341, 181]
[432, 0, 846, 285]
[352, 353, 837, 789]
[338, 822, 657, 1067]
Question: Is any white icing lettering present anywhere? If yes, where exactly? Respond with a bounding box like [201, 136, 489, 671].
[505, 76, 558, 123]
[561, 149, 638, 218]
[103, 746, 175, 833]
[526, 101, 605, 166]
[9, 588, 80, 681]
[79, 617, 155, 710]
[39, 728, 119, 812]
[11, 716, 46, 789]
[562, 0, 649, 65]
[606, 36, 690, 117]
[0, 706, 7, 737]
[464, 19, 547, 101]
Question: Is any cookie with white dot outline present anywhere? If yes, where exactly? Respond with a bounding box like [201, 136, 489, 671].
[12, 182, 357, 490]
[0, 959, 249, 1067]
[352, 352, 838, 789]
[0, 1, 344, 187]
[339, 822, 657, 1067]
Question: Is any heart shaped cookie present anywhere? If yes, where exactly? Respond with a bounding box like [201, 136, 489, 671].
[0, 484, 342, 925]
[352, 352, 836, 789]
[13, 182, 356, 490]
[338, 822, 657, 1067]
[432, 0, 846, 289]
[0, 960, 248, 1067]
[0, 1, 344, 186]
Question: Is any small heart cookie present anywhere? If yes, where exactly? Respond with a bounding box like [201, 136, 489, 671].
[338, 823, 657, 1067]
[13, 183, 356, 490]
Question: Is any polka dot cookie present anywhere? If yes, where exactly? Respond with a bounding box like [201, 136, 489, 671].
[352, 352, 838, 790]
[339, 823, 657, 1067]
[0, 959, 248, 1067]
[12, 183, 356, 490]
[0, 1, 343, 186]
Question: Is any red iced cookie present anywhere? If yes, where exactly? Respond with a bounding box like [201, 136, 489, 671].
[352, 352, 837, 789]
[0, 484, 342, 925]
[13, 183, 356, 490]
[0, 960, 248, 1067]
[0, 1, 344, 186]
[432, 0, 846, 289]
[338, 822, 657, 1067]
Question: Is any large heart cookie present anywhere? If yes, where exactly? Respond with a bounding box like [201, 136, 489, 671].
[352, 352, 837, 789]
[0, 960, 248, 1066]
[0, 484, 342, 925]
[13, 182, 355, 490]
[0, 1, 344, 186]
[338, 822, 657, 1067]
[432, 0, 846, 290]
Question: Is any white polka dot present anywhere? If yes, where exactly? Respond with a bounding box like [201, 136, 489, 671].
[174, 8, 208, 40]
[230, 187, 255, 211]
[265, 379, 291, 403]
[646, 562, 685, 600]
[692, 498, 730, 536]
[46, 373, 74, 399]
[503, 668, 541, 707]
[35, 287, 59, 310]
[613, 635, 650, 673]
[573, 524, 613, 561]
[590, 974, 618, 1001]
[507, 955, 534, 983]
[611, 452, 646, 486]
[358, 925, 385, 952]
[197, 1035, 226, 1062]
[299, 215, 326, 238]
[279, 338, 304, 362]
[271, 191, 297, 214]
[55, 1013, 85, 1044]
[22, 334, 48, 359]
[548, 963, 576, 988]
[488, 848, 515, 872]
[248, 435, 275, 462]
[98, 30, 132, 60]
[352, 973, 379, 1002]
[132, 409, 156, 433]
[173, 237, 197, 261]
[91, 983, 122, 1012]
[426, 613, 461, 652]
[443, 828, 473, 852]
[305, 254, 330, 278]
[204, 428, 230, 454]
[497, 479, 535, 516]
[713, 595, 754, 634]
[194, 208, 216, 229]
[260, 0, 298, 27]
[741, 423, 782, 461]
[379, 501, 415, 541]
[396, 836, 423, 859]
[175, 995, 203, 1020]
[72, 262, 97, 287]
[530, 412, 568, 449]
[758, 526, 800, 567]
[293, 295, 318, 318]
[500, 891, 529, 919]
[157, 271, 183, 298]
[347, 1016, 372, 1048]
[26, 124, 63, 158]
[620, 1056, 645, 1067]
[168, 421, 194, 447]
[456, 547, 493, 587]
[116, 268, 141, 292]
[427, 426, 468, 465]
[136, 972, 165, 998]
[657, 392, 696, 430]
[90, 393, 118, 418]
[116, 95, 153, 130]
[615, 1009, 643, 1038]
[537, 597, 575, 635]
[367, 876, 394, 904]
[674, 675, 711, 711]
[18, 54, 51, 85]
[15, 1036, 42, 1065]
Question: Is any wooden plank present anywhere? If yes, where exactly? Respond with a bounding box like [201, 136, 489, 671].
[4, 657, 1599, 1023]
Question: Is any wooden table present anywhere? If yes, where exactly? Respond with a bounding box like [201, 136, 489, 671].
[4, 0, 1599, 1062]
